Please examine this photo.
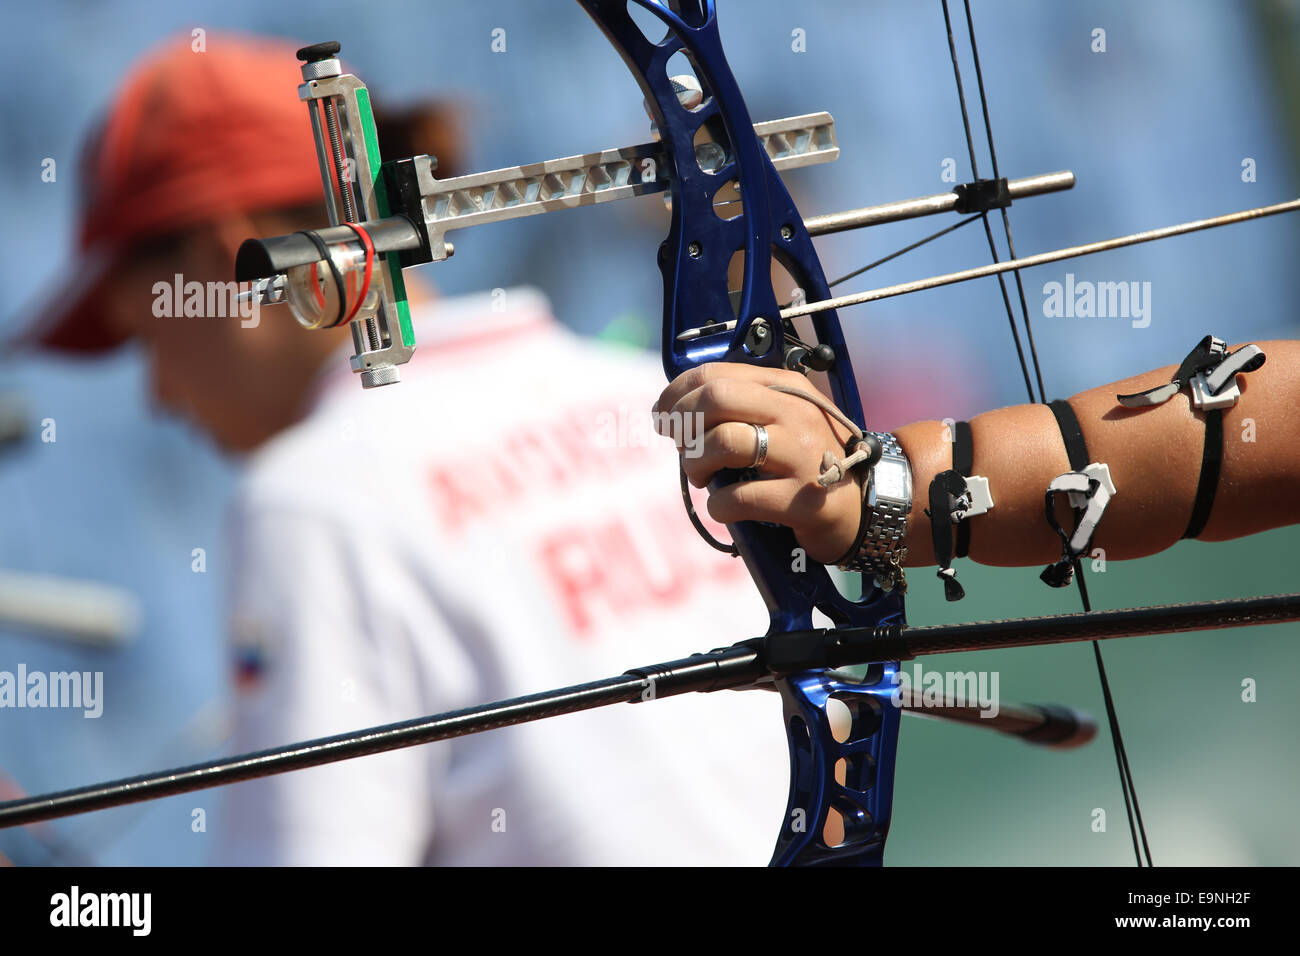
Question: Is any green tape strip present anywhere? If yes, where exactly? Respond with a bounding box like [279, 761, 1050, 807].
[355, 87, 415, 349]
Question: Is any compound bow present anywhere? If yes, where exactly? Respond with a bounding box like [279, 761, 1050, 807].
[2, 0, 1299, 867]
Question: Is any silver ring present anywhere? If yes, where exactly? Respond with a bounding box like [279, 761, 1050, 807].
[749, 423, 769, 469]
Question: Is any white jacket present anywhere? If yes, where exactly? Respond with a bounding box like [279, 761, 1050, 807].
[214, 288, 790, 865]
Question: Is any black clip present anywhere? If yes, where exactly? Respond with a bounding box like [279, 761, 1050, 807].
[953, 177, 1012, 214]
[1040, 468, 1112, 588]
[1117, 334, 1266, 409]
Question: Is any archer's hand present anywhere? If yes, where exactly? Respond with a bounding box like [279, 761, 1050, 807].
[653, 363, 864, 565]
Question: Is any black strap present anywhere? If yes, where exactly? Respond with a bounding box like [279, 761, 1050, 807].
[1041, 399, 1095, 588]
[1048, 399, 1089, 470]
[953, 421, 974, 558]
[1183, 409, 1223, 540]
[924, 420, 976, 602]
[1113, 335, 1266, 541]
[925, 470, 968, 601]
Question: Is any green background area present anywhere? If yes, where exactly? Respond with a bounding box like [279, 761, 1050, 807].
[885, 525, 1300, 865]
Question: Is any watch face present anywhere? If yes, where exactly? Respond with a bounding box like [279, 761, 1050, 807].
[872, 459, 908, 503]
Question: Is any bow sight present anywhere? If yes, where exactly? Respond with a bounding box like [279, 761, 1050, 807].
[236, 41, 419, 389]
[236, 38, 1075, 392]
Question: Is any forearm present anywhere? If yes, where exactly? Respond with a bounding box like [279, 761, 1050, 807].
[896, 340, 1300, 567]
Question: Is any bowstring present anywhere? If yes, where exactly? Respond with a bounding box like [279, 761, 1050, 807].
[941, 0, 1152, 867]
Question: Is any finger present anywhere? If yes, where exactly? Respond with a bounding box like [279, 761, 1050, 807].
[660, 378, 828, 453]
[710, 476, 863, 567]
[681, 422, 805, 487]
[654, 378, 773, 451]
[705, 476, 811, 527]
[653, 362, 814, 429]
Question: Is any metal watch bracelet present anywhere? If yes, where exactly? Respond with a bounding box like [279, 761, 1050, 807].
[835, 431, 911, 592]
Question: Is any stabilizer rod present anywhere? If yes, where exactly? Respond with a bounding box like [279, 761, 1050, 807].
[1, 593, 1295, 829]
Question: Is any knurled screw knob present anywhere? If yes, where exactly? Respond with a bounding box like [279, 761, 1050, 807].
[297, 41, 341, 62]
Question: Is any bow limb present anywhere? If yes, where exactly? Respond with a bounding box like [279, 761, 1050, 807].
[579, 0, 904, 866]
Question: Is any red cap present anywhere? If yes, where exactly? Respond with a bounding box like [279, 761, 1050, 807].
[16, 33, 325, 354]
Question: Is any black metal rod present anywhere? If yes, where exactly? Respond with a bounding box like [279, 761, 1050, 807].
[0, 675, 645, 829]
[767, 593, 1300, 672]
[1, 595, 1294, 829]
[0, 644, 764, 829]
[902, 591, 1300, 657]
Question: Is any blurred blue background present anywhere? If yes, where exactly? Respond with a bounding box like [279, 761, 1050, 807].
[0, 0, 1296, 865]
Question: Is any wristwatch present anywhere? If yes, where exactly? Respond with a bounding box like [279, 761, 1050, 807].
[835, 431, 912, 592]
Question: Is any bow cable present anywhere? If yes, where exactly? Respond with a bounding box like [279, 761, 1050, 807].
[939, 0, 1151, 866]
[820, 214, 982, 295]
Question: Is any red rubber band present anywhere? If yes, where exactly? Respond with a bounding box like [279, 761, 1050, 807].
[341, 223, 376, 324]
